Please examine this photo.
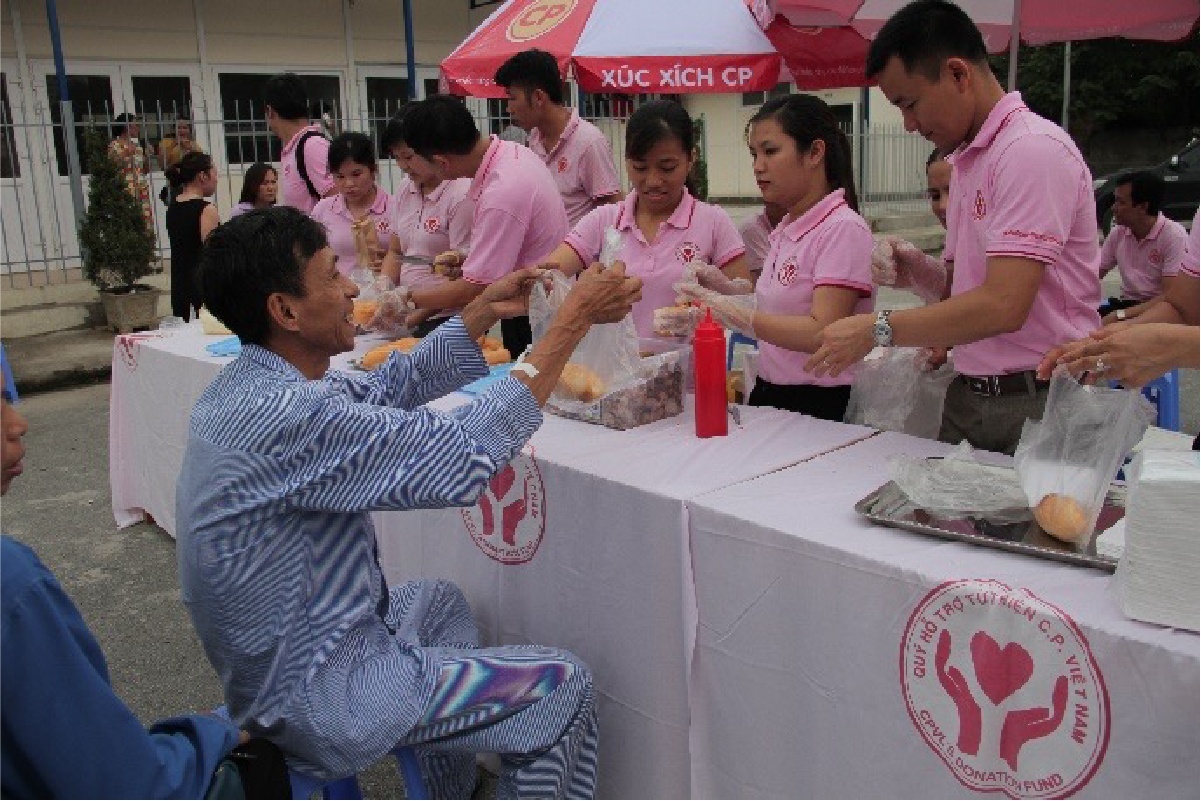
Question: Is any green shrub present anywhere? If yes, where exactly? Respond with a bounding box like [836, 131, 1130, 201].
[78, 127, 155, 291]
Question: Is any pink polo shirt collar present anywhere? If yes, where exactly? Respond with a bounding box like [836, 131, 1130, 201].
[955, 92, 1027, 160]
[777, 188, 848, 242]
[401, 178, 452, 204]
[469, 135, 504, 202]
[325, 185, 389, 220]
[612, 190, 698, 234]
[1137, 212, 1168, 243]
[529, 109, 583, 159]
[281, 124, 322, 157]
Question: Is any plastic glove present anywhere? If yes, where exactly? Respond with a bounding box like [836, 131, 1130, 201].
[675, 282, 757, 337]
[433, 250, 465, 278]
[683, 260, 753, 296]
[368, 286, 415, 336]
[871, 235, 947, 305]
[653, 304, 705, 338]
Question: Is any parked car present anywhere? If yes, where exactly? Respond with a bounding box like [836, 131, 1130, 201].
[1093, 138, 1199, 233]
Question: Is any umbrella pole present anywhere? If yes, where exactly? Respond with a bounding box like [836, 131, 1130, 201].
[403, 0, 417, 100]
[1061, 42, 1071, 130]
[1007, 0, 1022, 90]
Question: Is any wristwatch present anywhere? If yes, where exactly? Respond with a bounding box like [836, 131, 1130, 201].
[872, 310, 894, 347]
[1115, 309, 1127, 321]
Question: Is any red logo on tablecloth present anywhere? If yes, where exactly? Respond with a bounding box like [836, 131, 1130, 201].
[675, 241, 701, 265]
[973, 189, 987, 220]
[115, 332, 166, 372]
[423, 216, 441, 234]
[777, 258, 798, 286]
[462, 447, 545, 564]
[900, 580, 1109, 799]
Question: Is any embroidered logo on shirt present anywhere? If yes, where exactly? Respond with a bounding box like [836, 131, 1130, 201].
[1149, 249, 1164, 266]
[676, 242, 701, 264]
[777, 259, 799, 286]
[900, 579, 1109, 799]
[423, 217, 441, 234]
[377, 218, 392, 235]
[463, 447, 546, 565]
[557, 156, 570, 174]
[973, 189, 987, 221]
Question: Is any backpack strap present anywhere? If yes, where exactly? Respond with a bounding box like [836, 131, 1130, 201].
[293, 129, 326, 201]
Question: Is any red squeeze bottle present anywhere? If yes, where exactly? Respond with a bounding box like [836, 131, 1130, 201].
[693, 309, 729, 438]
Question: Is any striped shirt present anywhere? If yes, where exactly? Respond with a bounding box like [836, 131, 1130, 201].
[176, 318, 542, 778]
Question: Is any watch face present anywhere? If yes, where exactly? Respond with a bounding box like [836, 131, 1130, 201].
[873, 318, 892, 345]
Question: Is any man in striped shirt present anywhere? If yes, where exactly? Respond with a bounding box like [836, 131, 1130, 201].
[177, 207, 641, 796]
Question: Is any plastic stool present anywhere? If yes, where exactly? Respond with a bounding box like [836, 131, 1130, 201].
[726, 331, 757, 370]
[1141, 369, 1181, 431]
[212, 706, 429, 799]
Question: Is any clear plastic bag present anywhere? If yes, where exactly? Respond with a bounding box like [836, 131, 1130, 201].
[845, 348, 955, 439]
[891, 441, 1032, 521]
[529, 228, 641, 407]
[1015, 374, 1154, 543]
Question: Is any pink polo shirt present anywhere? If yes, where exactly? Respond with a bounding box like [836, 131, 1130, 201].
[462, 136, 568, 286]
[739, 209, 775, 275]
[756, 189, 874, 387]
[1175, 209, 1199, 279]
[1098, 213, 1190, 299]
[279, 125, 334, 214]
[310, 187, 394, 276]
[564, 190, 744, 338]
[529, 110, 622, 227]
[391, 177, 473, 291]
[944, 92, 1101, 377]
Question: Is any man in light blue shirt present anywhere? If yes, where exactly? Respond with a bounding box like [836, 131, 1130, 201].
[178, 207, 640, 797]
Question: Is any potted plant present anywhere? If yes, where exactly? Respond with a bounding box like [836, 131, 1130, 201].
[78, 126, 160, 332]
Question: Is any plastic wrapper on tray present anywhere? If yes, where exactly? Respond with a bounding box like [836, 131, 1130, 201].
[545, 339, 686, 430]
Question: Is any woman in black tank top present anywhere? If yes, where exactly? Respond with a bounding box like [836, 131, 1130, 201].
[165, 153, 220, 320]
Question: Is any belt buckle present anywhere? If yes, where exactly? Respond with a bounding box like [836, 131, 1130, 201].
[965, 374, 1002, 396]
[987, 375, 1002, 396]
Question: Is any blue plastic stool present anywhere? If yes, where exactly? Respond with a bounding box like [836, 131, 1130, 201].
[213, 706, 429, 799]
[1141, 369, 1181, 431]
[0, 343, 17, 403]
[726, 331, 757, 370]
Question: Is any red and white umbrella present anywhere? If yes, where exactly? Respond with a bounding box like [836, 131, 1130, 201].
[764, 0, 1199, 90]
[441, 0, 783, 98]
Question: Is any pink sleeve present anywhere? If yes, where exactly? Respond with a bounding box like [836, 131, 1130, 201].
[812, 218, 874, 294]
[709, 206, 746, 267]
[304, 136, 335, 195]
[580, 135, 621, 200]
[461, 206, 528, 284]
[563, 205, 610, 266]
[309, 197, 333, 227]
[1094, 229, 1119, 277]
[1160, 223, 1191, 278]
[447, 185, 475, 254]
[984, 136, 1085, 265]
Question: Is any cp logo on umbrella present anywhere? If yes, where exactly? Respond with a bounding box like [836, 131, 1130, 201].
[507, 0, 578, 43]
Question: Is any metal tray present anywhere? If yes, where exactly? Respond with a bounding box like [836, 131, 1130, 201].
[854, 478, 1124, 572]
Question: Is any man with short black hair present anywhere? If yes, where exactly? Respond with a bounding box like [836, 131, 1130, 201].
[1095, 170, 1191, 321]
[495, 49, 622, 225]
[809, 0, 1102, 456]
[386, 95, 571, 356]
[180, 206, 640, 798]
[264, 73, 334, 213]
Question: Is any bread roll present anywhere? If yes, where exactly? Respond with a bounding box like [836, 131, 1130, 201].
[360, 337, 421, 369]
[557, 363, 606, 402]
[352, 300, 378, 327]
[485, 347, 512, 366]
[478, 336, 504, 352]
[1033, 493, 1090, 542]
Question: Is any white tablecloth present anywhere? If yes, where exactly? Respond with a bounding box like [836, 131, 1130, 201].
[685, 431, 1200, 799]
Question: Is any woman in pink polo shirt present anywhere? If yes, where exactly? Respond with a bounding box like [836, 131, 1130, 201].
[680, 94, 874, 421]
[378, 116, 473, 337]
[535, 100, 749, 339]
[310, 132, 394, 278]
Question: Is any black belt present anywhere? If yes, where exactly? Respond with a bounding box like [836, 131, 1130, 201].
[959, 371, 1049, 397]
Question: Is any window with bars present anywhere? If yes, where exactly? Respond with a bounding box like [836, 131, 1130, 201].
[1, 74, 18, 179]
